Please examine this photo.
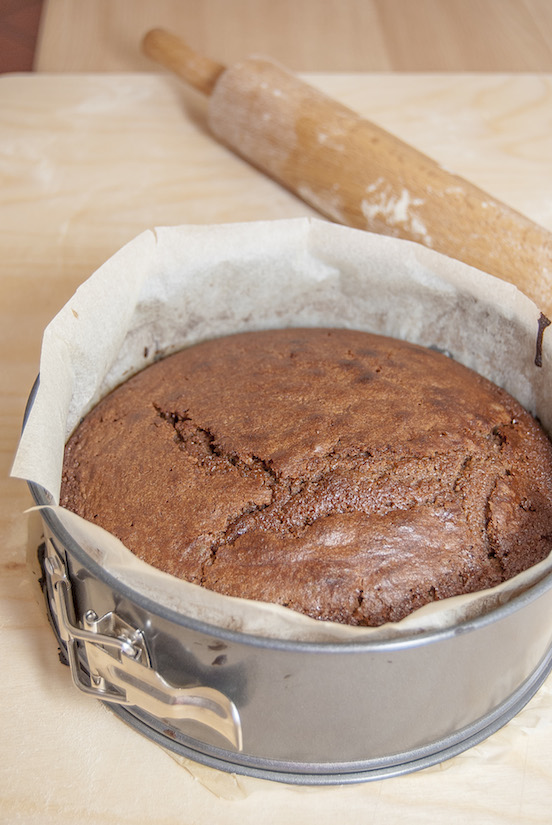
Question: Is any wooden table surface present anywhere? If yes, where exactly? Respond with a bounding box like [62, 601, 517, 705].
[2, 70, 552, 823]
[35, 0, 552, 74]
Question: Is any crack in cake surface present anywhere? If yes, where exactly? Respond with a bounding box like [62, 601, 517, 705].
[154, 395, 534, 594]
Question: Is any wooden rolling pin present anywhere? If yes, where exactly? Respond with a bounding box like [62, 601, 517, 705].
[142, 28, 552, 315]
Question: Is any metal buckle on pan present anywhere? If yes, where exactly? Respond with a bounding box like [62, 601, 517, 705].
[42, 545, 243, 751]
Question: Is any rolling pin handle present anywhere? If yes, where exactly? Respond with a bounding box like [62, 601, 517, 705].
[142, 28, 225, 96]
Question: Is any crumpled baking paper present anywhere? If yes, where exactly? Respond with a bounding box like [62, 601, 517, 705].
[11, 217, 552, 642]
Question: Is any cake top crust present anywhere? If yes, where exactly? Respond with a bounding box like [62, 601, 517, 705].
[60, 328, 552, 626]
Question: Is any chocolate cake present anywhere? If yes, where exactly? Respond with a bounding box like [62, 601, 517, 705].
[60, 328, 552, 626]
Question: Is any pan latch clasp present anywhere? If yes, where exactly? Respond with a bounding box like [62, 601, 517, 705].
[43, 547, 243, 751]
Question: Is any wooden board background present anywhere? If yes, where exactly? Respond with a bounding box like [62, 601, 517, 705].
[35, 0, 552, 73]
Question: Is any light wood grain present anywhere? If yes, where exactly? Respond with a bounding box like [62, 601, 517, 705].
[2, 72, 552, 822]
[35, 0, 552, 74]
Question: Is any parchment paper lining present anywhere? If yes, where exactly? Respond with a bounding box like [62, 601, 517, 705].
[12, 218, 552, 642]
